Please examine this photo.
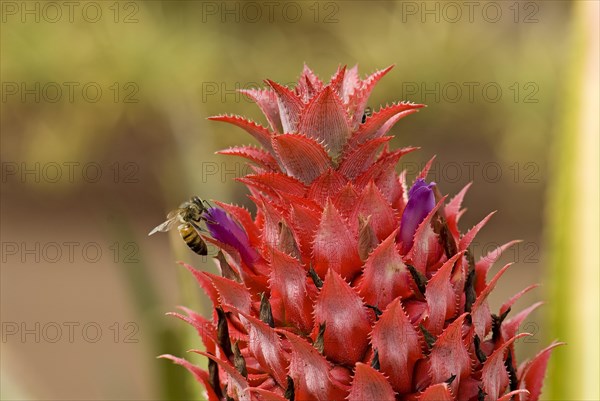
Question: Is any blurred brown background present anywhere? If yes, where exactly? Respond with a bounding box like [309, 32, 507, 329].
[1, 1, 597, 400]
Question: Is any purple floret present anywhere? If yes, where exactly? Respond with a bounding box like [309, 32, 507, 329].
[398, 179, 436, 254]
[205, 207, 260, 265]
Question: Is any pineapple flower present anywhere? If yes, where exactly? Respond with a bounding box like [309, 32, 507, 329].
[160, 65, 561, 401]
[205, 207, 261, 265]
[399, 179, 436, 254]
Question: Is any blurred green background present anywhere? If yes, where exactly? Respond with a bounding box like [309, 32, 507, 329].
[1, 1, 598, 400]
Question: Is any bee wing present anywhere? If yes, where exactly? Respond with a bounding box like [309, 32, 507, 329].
[148, 216, 179, 236]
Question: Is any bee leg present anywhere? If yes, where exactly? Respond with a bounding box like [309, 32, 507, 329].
[199, 216, 219, 226]
[190, 221, 208, 233]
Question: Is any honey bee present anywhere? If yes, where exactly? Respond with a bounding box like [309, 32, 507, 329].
[362, 106, 373, 124]
[148, 196, 210, 256]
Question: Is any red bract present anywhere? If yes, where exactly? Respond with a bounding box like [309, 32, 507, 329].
[160, 65, 559, 401]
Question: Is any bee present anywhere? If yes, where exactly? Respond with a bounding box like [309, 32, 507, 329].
[362, 106, 373, 124]
[148, 196, 210, 256]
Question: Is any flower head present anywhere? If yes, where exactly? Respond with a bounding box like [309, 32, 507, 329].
[161, 65, 559, 401]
